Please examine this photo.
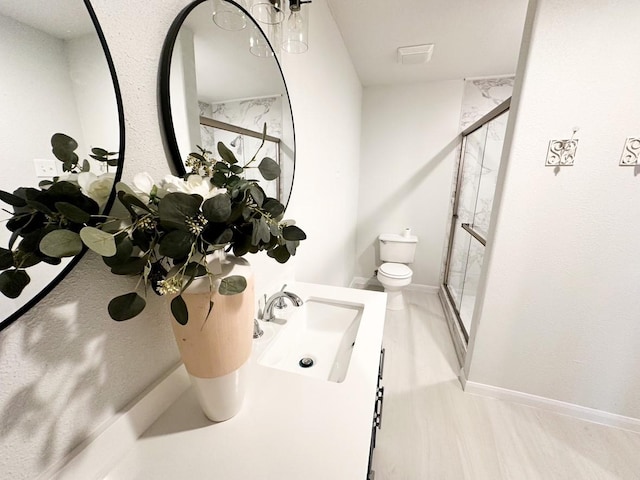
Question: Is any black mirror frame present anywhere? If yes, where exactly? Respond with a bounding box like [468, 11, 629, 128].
[0, 0, 126, 332]
[158, 0, 296, 208]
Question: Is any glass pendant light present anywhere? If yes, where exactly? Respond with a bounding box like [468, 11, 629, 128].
[282, 0, 309, 54]
[212, 0, 248, 31]
[249, 23, 281, 58]
[251, 0, 285, 25]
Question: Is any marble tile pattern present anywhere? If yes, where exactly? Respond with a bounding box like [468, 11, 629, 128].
[371, 291, 640, 479]
[440, 78, 512, 330]
[198, 97, 282, 199]
[440, 77, 514, 287]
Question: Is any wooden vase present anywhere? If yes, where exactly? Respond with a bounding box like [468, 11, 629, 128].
[169, 253, 254, 422]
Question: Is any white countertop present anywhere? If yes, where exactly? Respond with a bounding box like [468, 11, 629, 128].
[102, 282, 387, 480]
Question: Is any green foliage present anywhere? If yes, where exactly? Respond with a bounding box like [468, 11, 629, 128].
[170, 295, 189, 325]
[219, 275, 247, 295]
[108, 292, 146, 321]
[0, 127, 306, 328]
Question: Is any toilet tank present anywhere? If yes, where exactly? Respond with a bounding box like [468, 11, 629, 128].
[379, 233, 418, 263]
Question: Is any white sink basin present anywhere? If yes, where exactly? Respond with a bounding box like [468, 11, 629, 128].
[257, 298, 364, 383]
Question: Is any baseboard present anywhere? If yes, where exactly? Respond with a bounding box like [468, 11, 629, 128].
[40, 363, 190, 480]
[350, 277, 439, 294]
[405, 283, 439, 294]
[463, 379, 640, 434]
[350, 276, 376, 289]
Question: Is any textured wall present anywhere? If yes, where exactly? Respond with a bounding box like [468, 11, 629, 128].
[0, 0, 362, 478]
[466, 0, 640, 420]
[355, 81, 464, 287]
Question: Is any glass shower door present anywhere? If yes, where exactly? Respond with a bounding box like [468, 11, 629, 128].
[444, 107, 509, 340]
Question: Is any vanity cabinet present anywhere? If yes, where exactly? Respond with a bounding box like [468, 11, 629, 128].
[50, 284, 388, 480]
[367, 347, 386, 479]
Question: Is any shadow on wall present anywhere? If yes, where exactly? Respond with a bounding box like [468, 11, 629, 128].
[0, 298, 109, 468]
[357, 135, 461, 277]
[0, 254, 177, 475]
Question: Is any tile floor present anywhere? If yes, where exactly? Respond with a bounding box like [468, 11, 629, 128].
[371, 291, 640, 480]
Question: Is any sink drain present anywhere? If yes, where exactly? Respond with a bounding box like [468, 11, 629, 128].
[299, 357, 314, 368]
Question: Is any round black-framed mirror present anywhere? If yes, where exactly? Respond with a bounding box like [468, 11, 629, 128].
[158, 0, 295, 209]
[0, 0, 125, 331]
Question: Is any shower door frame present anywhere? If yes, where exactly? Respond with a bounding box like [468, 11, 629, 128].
[439, 98, 511, 367]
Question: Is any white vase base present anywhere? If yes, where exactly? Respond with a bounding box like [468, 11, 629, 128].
[189, 363, 248, 422]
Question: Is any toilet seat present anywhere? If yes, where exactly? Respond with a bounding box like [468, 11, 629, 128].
[378, 262, 412, 279]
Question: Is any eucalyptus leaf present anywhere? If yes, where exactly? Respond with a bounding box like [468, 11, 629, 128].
[202, 194, 231, 223]
[109, 257, 147, 275]
[158, 193, 202, 231]
[230, 165, 243, 174]
[219, 275, 247, 295]
[0, 269, 30, 299]
[286, 239, 300, 255]
[258, 157, 280, 181]
[282, 225, 307, 241]
[55, 202, 91, 224]
[80, 227, 117, 257]
[184, 262, 207, 277]
[248, 184, 265, 207]
[0, 190, 27, 208]
[108, 292, 146, 321]
[251, 218, 271, 246]
[51, 133, 78, 164]
[211, 172, 227, 187]
[102, 236, 134, 267]
[91, 147, 109, 157]
[0, 248, 14, 270]
[159, 230, 194, 259]
[214, 161, 230, 173]
[26, 200, 53, 215]
[212, 228, 233, 245]
[217, 142, 238, 164]
[40, 230, 83, 258]
[262, 198, 284, 218]
[268, 245, 291, 264]
[171, 295, 189, 325]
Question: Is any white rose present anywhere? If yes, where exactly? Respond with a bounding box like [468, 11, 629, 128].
[78, 172, 116, 207]
[159, 175, 226, 202]
[58, 172, 79, 185]
[131, 172, 166, 202]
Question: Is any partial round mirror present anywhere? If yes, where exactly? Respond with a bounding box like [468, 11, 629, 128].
[0, 0, 124, 331]
[159, 0, 295, 208]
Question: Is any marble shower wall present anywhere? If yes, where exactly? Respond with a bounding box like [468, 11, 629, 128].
[441, 78, 513, 321]
[199, 96, 283, 198]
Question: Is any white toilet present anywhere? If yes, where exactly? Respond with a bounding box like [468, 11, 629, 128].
[377, 231, 418, 310]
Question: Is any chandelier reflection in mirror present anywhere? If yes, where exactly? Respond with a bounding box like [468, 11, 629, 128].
[212, 0, 312, 56]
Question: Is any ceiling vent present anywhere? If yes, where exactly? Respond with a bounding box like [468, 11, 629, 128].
[397, 44, 435, 65]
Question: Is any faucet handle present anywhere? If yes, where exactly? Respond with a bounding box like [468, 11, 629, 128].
[273, 284, 288, 310]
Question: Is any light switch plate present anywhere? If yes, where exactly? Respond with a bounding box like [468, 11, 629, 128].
[33, 158, 57, 178]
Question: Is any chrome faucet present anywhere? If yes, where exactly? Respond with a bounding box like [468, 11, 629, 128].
[261, 285, 303, 322]
[253, 285, 304, 339]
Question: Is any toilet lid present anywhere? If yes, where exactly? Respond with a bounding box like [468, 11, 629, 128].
[379, 263, 412, 279]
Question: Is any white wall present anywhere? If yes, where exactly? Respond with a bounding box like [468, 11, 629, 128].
[66, 33, 120, 160]
[0, 14, 84, 202]
[466, 0, 640, 420]
[281, 0, 362, 287]
[356, 81, 464, 287]
[0, 0, 362, 478]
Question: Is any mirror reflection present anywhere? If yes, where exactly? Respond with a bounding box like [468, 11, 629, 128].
[0, 0, 122, 329]
[162, 0, 295, 206]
